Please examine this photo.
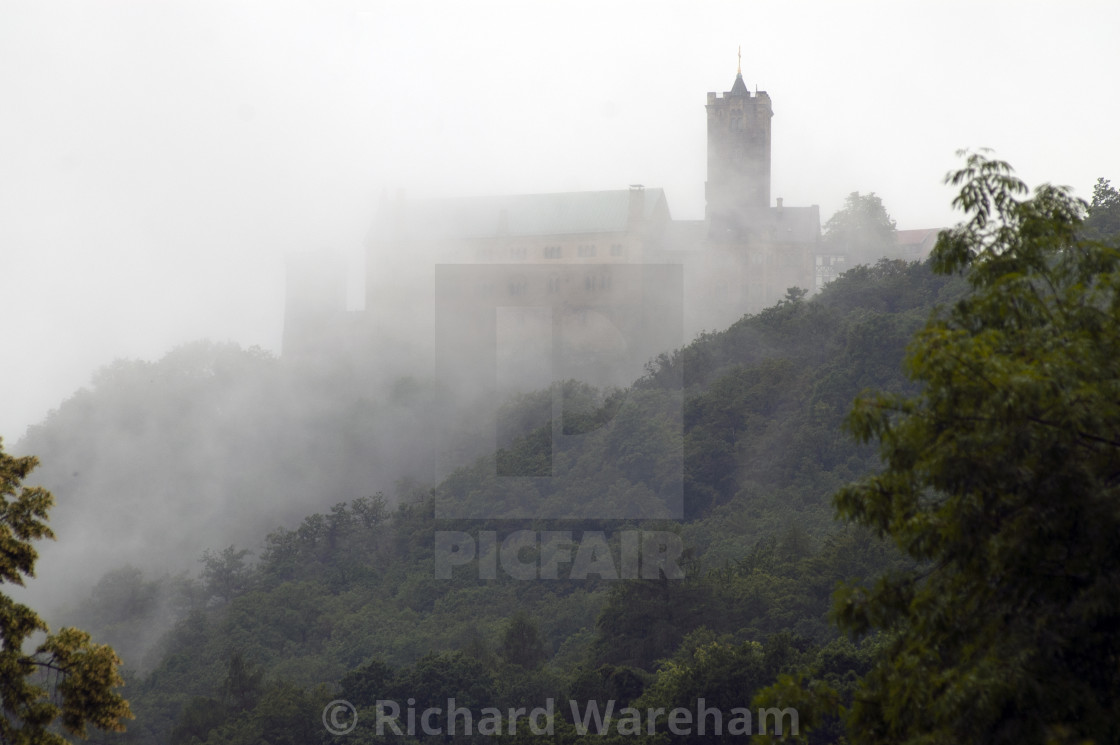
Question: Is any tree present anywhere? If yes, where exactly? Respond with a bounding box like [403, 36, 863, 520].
[223, 651, 263, 712]
[199, 545, 252, 604]
[637, 630, 807, 743]
[386, 651, 496, 712]
[831, 151, 1120, 744]
[1083, 177, 1120, 243]
[0, 439, 132, 743]
[823, 191, 898, 265]
[169, 696, 226, 745]
[498, 610, 548, 670]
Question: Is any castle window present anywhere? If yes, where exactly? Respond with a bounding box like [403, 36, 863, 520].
[610, 244, 624, 257]
[578, 244, 597, 258]
[544, 245, 562, 259]
[585, 273, 611, 291]
[548, 275, 562, 293]
[508, 276, 527, 296]
[511, 246, 527, 260]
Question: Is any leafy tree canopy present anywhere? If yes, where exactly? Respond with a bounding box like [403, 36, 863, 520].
[0, 439, 132, 744]
[826, 151, 1120, 745]
[822, 191, 898, 263]
[498, 611, 548, 670]
[1083, 176, 1120, 243]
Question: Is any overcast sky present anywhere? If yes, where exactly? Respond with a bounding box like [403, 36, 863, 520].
[2, 1, 1118, 441]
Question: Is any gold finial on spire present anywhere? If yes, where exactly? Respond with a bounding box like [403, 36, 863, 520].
[737, 45, 741, 75]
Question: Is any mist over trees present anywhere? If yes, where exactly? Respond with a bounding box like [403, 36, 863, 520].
[822, 191, 898, 266]
[8, 141, 1120, 743]
[14, 340, 437, 614]
[34, 251, 960, 744]
[1084, 177, 1120, 242]
[0, 441, 132, 743]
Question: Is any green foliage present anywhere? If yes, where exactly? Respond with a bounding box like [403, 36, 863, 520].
[222, 652, 263, 712]
[568, 663, 647, 708]
[0, 440, 132, 743]
[339, 658, 395, 707]
[1083, 177, 1120, 243]
[391, 651, 497, 711]
[592, 577, 716, 671]
[17, 340, 439, 611]
[832, 151, 1120, 744]
[498, 611, 548, 669]
[635, 630, 809, 742]
[186, 680, 329, 745]
[64, 250, 970, 745]
[823, 191, 898, 265]
[199, 546, 252, 605]
[168, 696, 225, 745]
[49, 161, 1120, 744]
[58, 566, 201, 673]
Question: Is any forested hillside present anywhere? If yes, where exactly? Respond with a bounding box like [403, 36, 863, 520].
[16, 340, 439, 612]
[34, 257, 967, 745]
[22, 159, 1120, 742]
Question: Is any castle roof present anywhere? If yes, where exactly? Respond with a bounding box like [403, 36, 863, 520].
[894, 228, 943, 258]
[767, 205, 821, 244]
[895, 228, 941, 247]
[373, 188, 670, 241]
[730, 72, 749, 96]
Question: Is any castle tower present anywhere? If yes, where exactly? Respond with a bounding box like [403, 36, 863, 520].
[705, 51, 772, 240]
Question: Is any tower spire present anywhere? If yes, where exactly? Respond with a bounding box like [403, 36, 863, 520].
[730, 47, 748, 95]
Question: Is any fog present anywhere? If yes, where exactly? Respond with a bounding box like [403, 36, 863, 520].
[2, 1, 1120, 647]
[3, 1, 1118, 440]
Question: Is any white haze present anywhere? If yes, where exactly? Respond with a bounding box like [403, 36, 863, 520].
[0, 0, 1117, 583]
[2, 2, 1119, 440]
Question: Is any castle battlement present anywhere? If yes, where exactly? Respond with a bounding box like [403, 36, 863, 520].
[707, 88, 770, 103]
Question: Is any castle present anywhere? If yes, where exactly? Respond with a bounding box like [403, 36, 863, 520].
[283, 63, 927, 383]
